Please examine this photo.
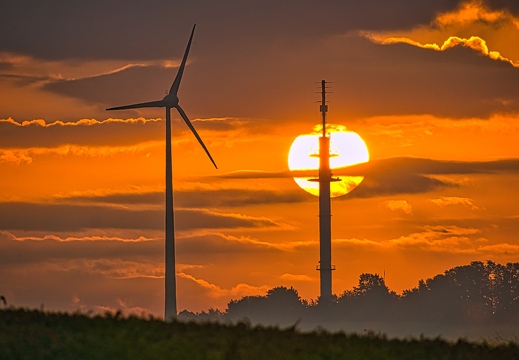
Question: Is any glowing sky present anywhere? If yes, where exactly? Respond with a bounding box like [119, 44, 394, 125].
[1, 0, 519, 316]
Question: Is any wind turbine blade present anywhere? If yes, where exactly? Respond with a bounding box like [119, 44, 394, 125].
[175, 105, 218, 169]
[106, 100, 165, 111]
[169, 24, 196, 96]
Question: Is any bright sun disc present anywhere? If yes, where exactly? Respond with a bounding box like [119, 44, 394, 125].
[288, 129, 369, 197]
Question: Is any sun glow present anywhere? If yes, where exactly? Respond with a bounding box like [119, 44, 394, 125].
[288, 128, 369, 197]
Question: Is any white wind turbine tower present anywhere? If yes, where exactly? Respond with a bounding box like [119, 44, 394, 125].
[106, 24, 217, 320]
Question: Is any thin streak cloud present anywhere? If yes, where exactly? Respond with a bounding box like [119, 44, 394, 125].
[370, 35, 519, 67]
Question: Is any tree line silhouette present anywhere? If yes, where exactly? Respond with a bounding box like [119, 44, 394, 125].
[180, 261, 519, 339]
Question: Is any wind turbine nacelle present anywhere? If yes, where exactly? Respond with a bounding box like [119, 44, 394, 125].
[162, 94, 180, 107]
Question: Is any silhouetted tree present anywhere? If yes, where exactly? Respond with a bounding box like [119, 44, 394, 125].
[337, 273, 397, 321]
[400, 261, 519, 323]
[484, 261, 519, 318]
[182, 261, 519, 335]
[226, 287, 306, 326]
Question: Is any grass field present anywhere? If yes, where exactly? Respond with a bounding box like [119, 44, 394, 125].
[1, 308, 518, 359]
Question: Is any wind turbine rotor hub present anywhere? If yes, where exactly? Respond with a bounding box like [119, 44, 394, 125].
[162, 94, 179, 107]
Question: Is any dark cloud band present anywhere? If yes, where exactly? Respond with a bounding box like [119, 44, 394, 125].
[0, 202, 280, 232]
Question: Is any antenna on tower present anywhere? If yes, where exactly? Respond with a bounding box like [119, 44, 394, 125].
[318, 80, 332, 137]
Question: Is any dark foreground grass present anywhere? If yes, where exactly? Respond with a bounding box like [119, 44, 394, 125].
[1, 308, 518, 360]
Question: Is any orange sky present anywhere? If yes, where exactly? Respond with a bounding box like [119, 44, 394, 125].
[1, 0, 519, 316]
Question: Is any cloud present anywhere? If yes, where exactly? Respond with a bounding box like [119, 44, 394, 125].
[371, 35, 519, 67]
[178, 269, 302, 310]
[216, 170, 292, 180]
[64, 186, 294, 209]
[339, 157, 519, 176]
[333, 223, 519, 259]
[364, 0, 519, 63]
[127, 188, 309, 207]
[218, 157, 519, 180]
[0, 117, 249, 164]
[176, 233, 285, 255]
[43, 65, 176, 107]
[8, 233, 155, 243]
[348, 173, 454, 199]
[0, 231, 162, 266]
[0, 117, 249, 160]
[342, 35, 519, 119]
[57, 188, 163, 206]
[176, 234, 318, 259]
[430, 196, 480, 210]
[178, 209, 285, 232]
[381, 200, 413, 214]
[279, 273, 315, 282]
[3, 2, 519, 121]
[0, 117, 162, 149]
[436, 0, 519, 25]
[0, 51, 180, 84]
[46, 259, 164, 280]
[0, 201, 283, 232]
[212, 157, 519, 200]
[0, 143, 160, 165]
[176, 188, 311, 207]
[0, 1, 460, 61]
[0, 231, 289, 282]
[422, 225, 481, 236]
[477, 243, 519, 255]
[177, 272, 269, 300]
[336, 225, 482, 254]
[0, 202, 163, 232]
[0, 149, 34, 165]
[52, 184, 311, 208]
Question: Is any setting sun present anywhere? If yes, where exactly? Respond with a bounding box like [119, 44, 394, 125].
[288, 127, 369, 197]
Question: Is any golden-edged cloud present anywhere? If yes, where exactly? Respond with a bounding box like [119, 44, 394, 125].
[369, 35, 519, 67]
[363, 0, 519, 87]
[2, 117, 159, 128]
[5, 232, 154, 243]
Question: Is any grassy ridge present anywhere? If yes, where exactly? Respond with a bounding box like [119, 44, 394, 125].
[1, 309, 518, 360]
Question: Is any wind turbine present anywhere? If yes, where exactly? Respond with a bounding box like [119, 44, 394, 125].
[106, 24, 217, 320]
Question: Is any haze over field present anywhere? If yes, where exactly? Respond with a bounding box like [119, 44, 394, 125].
[1, 0, 519, 317]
